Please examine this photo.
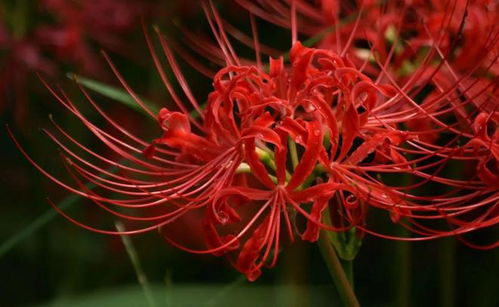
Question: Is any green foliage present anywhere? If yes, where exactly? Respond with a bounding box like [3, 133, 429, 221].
[67, 73, 159, 116]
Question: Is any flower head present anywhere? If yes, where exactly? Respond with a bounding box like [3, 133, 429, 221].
[12, 0, 499, 282]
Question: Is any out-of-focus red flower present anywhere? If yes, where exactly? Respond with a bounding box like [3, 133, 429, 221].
[0, 0, 157, 123]
[37, 0, 151, 74]
[239, 0, 498, 78]
[0, 21, 56, 122]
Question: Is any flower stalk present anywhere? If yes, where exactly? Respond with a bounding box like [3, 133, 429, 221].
[116, 221, 157, 307]
[318, 230, 360, 307]
[394, 239, 411, 307]
[439, 238, 456, 307]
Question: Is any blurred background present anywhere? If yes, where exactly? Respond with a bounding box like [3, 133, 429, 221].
[0, 0, 498, 306]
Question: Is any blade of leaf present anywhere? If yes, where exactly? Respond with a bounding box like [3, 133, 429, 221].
[0, 161, 121, 259]
[67, 73, 159, 115]
[0, 193, 76, 258]
[3, 71, 205, 258]
[67, 73, 206, 119]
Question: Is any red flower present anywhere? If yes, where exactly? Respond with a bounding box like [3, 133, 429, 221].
[466, 112, 499, 187]
[37, 0, 152, 74]
[234, 0, 499, 242]
[0, 21, 56, 123]
[0, 0, 157, 123]
[11, 1, 499, 282]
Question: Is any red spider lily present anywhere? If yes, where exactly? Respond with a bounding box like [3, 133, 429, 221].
[235, 0, 499, 114]
[238, 0, 498, 70]
[466, 111, 499, 187]
[10, 0, 499, 282]
[233, 0, 499, 233]
[161, 38, 498, 278]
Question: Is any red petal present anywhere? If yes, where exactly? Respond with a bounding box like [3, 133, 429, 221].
[302, 196, 330, 242]
[286, 121, 323, 191]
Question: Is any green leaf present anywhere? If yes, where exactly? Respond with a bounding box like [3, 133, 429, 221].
[0, 194, 76, 258]
[0, 162, 120, 259]
[67, 73, 207, 119]
[67, 73, 159, 115]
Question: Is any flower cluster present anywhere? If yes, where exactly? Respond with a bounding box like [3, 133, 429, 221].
[15, 0, 498, 281]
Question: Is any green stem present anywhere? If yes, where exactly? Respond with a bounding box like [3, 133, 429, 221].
[116, 222, 157, 307]
[164, 270, 173, 307]
[278, 242, 309, 307]
[341, 259, 354, 289]
[394, 240, 411, 307]
[12, 0, 29, 39]
[288, 137, 299, 169]
[439, 238, 456, 307]
[318, 231, 360, 307]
